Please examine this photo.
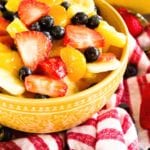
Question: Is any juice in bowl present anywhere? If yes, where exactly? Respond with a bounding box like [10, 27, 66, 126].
[0, 0, 129, 133]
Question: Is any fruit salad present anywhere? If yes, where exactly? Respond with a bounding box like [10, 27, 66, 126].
[0, 0, 126, 98]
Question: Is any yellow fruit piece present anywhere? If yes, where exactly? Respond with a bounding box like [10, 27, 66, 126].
[96, 21, 126, 48]
[87, 57, 121, 73]
[0, 43, 11, 52]
[63, 76, 79, 96]
[49, 5, 68, 27]
[5, 0, 21, 12]
[60, 46, 86, 81]
[106, 0, 150, 14]
[67, 0, 96, 17]
[38, 0, 63, 6]
[6, 18, 28, 38]
[49, 40, 64, 57]
[0, 68, 25, 95]
[0, 51, 23, 75]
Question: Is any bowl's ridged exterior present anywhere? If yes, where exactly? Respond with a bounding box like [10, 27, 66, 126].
[0, 0, 129, 133]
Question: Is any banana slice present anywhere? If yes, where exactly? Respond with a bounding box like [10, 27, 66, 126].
[0, 69, 25, 95]
[87, 57, 121, 73]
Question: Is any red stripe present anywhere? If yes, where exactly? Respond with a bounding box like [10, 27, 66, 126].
[129, 45, 142, 65]
[121, 80, 132, 113]
[137, 76, 150, 130]
[127, 139, 139, 150]
[67, 132, 95, 148]
[0, 141, 21, 150]
[51, 134, 64, 150]
[121, 114, 132, 134]
[146, 65, 150, 73]
[97, 128, 125, 143]
[97, 109, 119, 122]
[115, 83, 125, 106]
[84, 118, 97, 127]
[28, 135, 49, 150]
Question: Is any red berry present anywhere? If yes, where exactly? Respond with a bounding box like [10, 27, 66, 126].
[18, 0, 50, 25]
[64, 25, 104, 50]
[36, 57, 67, 80]
[15, 31, 52, 71]
[117, 7, 143, 37]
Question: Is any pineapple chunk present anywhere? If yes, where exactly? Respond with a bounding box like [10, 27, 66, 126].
[5, 0, 21, 12]
[6, 18, 28, 38]
[96, 21, 126, 48]
[0, 68, 25, 95]
[87, 57, 121, 73]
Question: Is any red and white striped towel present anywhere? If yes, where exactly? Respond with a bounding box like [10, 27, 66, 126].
[0, 19, 150, 150]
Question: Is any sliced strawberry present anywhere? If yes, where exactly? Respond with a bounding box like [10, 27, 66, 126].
[117, 7, 143, 37]
[0, 17, 10, 35]
[15, 31, 52, 71]
[0, 35, 14, 47]
[36, 57, 67, 80]
[64, 25, 104, 50]
[25, 75, 68, 97]
[18, 0, 50, 25]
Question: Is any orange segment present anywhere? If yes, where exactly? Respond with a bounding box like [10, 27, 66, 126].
[0, 51, 23, 75]
[60, 46, 86, 81]
[49, 5, 68, 27]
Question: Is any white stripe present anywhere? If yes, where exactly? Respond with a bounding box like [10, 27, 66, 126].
[97, 118, 123, 133]
[138, 52, 150, 74]
[128, 35, 137, 59]
[106, 94, 117, 108]
[137, 32, 150, 50]
[68, 125, 96, 137]
[124, 124, 138, 146]
[14, 138, 35, 150]
[127, 77, 150, 149]
[95, 139, 127, 150]
[68, 139, 94, 150]
[127, 77, 141, 123]
[38, 135, 58, 150]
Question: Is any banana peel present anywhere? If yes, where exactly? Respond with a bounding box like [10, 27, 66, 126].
[106, 0, 150, 14]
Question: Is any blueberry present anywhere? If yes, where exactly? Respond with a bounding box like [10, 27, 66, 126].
[39, 16, 54, 30]
[86, 15, 102, 29]
[60, 1, 70, 10]
[34, 94, 49, 99]
[30, 22, 41, 31]
[42, 31, 53, 41]
[19, 66, 32, 81]
[3, 10, 16, 21]
[0, 126, 13, 141]
[124, 63, 138, 79]
[0, 0, 6, 12]
[71, 12, 88, 25]
[50, 26, 65, 40]
[84, 47, 100, 62]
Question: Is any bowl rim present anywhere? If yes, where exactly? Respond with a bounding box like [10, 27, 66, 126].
[0, 0, 130, 105]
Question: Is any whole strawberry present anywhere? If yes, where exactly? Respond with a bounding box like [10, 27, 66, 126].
[117, 7, 144, 37]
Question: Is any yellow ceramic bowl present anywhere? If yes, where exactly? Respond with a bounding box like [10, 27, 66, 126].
[0, 0, 130, 133]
